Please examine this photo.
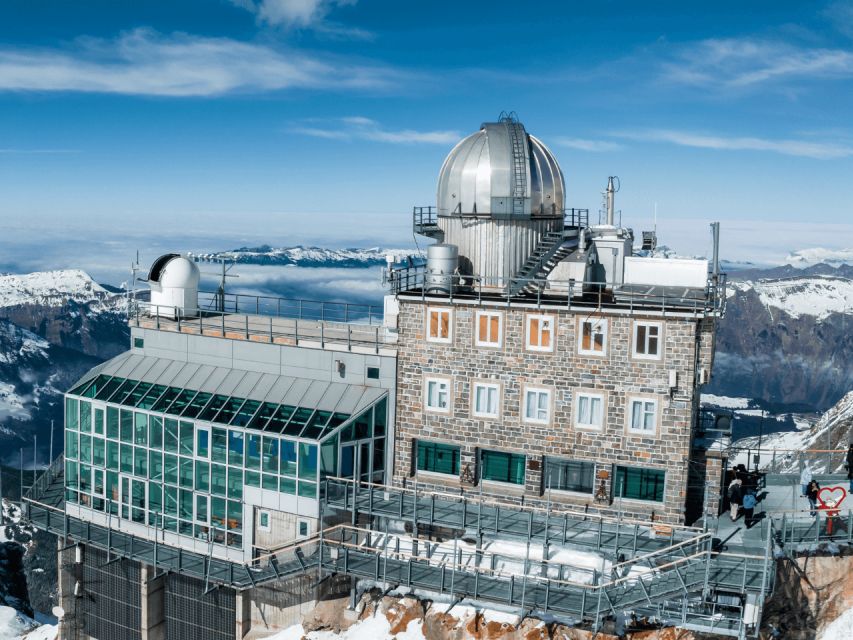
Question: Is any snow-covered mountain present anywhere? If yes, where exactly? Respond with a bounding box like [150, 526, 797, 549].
[708, 263, 853, 412]
[0, 270, 129, 464]
[730, 390, 853, 474]
[192, 245, 415, 268]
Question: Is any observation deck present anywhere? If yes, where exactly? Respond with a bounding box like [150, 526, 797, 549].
[130, 290, 393, 356]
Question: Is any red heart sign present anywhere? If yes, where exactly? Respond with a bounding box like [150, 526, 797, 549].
[817, 486, 847, 510]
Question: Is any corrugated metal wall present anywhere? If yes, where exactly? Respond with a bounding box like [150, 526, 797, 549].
[76, 546, 142, 640]
[165, 573, 236, 640]
[438, 216, 563, 287]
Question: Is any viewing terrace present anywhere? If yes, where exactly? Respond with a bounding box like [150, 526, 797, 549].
[130, 290, 393, 356]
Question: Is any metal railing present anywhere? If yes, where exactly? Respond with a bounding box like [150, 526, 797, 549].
[564, 207, 589, 228]
[385, 267, 727, 317]
[131, 300, 389, 353]
[196, 290, 382, 325]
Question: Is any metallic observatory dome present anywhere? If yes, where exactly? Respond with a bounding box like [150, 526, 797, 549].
[436, 116, 565, 217]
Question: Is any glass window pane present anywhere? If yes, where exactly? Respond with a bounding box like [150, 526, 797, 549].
[65, 431, 79, 460]
[149, 451, 163, 481]
[65, 460, 78, 489]
[195, 461, 210, 492]
[298, 481, 317, 499]
[94, 377, 123, 401]
[164, 486, 178, 516]
[266, 405, 295, 433]
[79, 435, 92, 463]
[248, 402, 278, 430]
[231, 399, 261, 427]
[134, 447, 147, 477]
[197, 428, 209, 458]
[120, 410, 133, 442]
[93, 437, 105, 466]
[211, 464, 227, 496]
[214, 397, 246, 425]
[615, 466, 665, 502]
[179, 422, 194, 455]
[149, 416, 163, 449]
[79, 401, 92, 433]
[416, 441, 459, 475]
[280, 440, 297, 476]
[228, 431, 244, 466]
[164, 419, 179, 453]
[106, 441, 119, 471]
[246, 434, 261, 470]
[180, 458, 193, 488]
[180, 489, 193, 519]
[262, 437, 279, 474]
[106, 406, 119, 439]
[94, 407, 104, 435]
[279, 476, 296, 495]
[544, 458, 595, 493]
[298, 443, 318, 479]
[134, 412, 147, 445]
[320, 435, 338, 478]
[262, 474, 278, 491]
[109, 379, 139, 405]
[164, 454, 178, 485]
[245, 470, 260, 488]
[65, 397, 79, 431]
[198, 394, 229, 422]
[227, 467, 243, 499]
[212, 428, 227, 463]
[181, 392, 212, 419]
[481, 450, 525, 485]
[374, 398, 388, 434]
[120, 444, 133, 473]
[137, 384, 168, 410]
[126, 382, 152, 408]
[169, 389, 199, 417]
[151, 387, 181, 413]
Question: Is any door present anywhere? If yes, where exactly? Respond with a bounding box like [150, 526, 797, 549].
[340, 444, 355, 478]
[359, 442, 371, 482]
[120, 474, 147, 523]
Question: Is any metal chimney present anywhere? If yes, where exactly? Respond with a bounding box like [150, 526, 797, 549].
[606, 176, 616, 225]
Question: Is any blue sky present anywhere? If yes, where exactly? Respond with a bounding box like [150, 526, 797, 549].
[1, 0, 852, 265]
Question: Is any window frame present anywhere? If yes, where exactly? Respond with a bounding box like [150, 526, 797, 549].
[471, 381, 501, 419]
[258, 509, 272, 532]
[525, 313, 556, 353]
[425, 306, 453, 344]
[574, 390, 605, 431]
[614, 465, 666, 503]
[632, 321, 663, 361]
[578, 317, 608, 357]
[480, 449, 526, 486]
[415, 440, 460, 477]
[543, 457, 596, 495]
[627, 396, 659, 435]
[522, 387, 552, 425]
[474, 310, 503, 348]
[424, 376, 452, 414]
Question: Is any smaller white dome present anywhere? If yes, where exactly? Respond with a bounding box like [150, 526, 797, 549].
[149, 254, 200, 289]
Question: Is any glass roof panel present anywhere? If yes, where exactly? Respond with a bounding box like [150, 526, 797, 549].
[283, 408, 315, 436]
[266, 405, 296, 433]
[125, 382, 153, 407]
[167, 388, 200, 416]
[69, 376, 97, 397]
[94, 377, 124, 401]
[198, 394, 229, 422]
[151, 387, 181, 413]
[213, 396, 247, 425]
[136, 384, 169, 410]
[231, 399, 261, 427]
[300, 411, 332, 439]
[248, 402, 278, 431]
[181, 392, 213, 419]
[108, 379, 141, 405]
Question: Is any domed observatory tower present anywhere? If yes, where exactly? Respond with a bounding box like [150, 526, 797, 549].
[422, 114, 576, 291]
[147, 253, 200, 319]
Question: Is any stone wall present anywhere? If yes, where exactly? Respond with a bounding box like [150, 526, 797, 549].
[392, 299, 711, 524]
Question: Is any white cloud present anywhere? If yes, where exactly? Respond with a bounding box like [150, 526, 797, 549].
[291, 117, 460, 144]
[663, 37, 853, 89]
[553, 137, 622, 152]
[235, 0, 368, 37]
[0, 28, 396, 97]
[614, 129, 853, 159]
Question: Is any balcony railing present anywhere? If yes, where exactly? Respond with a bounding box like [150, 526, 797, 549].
[384, 266, 727, 317]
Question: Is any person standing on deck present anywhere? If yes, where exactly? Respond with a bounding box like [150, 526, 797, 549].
[806, 479, 821, 517]
[800, 462, 813, 498]
[742, 489, 757, 528]
[728, 478, 743, 521]
[846, 444, 853, 492]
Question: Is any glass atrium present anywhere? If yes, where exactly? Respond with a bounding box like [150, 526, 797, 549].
[63, 356, 388, 551]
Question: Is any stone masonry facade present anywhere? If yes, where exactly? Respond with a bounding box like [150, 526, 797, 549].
[392, 297, 717, 525]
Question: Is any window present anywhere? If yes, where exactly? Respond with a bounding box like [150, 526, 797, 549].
[133, 337, 144, 349]
[575, 392, 604, 429]
[366, 366, 380, 380]
[258, 510, 271, 532]
[523, 388, 551, 424]
[481, 450, 525, 485]
[579, 318, 607, 355]
[544, 458, 595, 494]
[633, 322, 662, 359]
[475, 311, 502, 347]
[416, 441, 460, 476]
[628, 398, 658, 434]
[426, 307, 452, 343]
[298, 520, 309, 537]
[526, 314, 554, 352]
[472, 382, 500, 418]
[615, 466, 665, 502]
[425, 378, 450, 413]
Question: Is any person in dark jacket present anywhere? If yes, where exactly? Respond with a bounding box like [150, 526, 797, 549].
[846, 444, 853, 492]
[806, 479, 820, 517]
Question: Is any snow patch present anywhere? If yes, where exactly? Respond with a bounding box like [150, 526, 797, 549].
[819, 605, 853, 640]
[728, 275, 853, 320]
[701, 394, 752, 409]
[265, 616, 425, 640]
[786, 247, 853, 268]
[0, 606, 56, 640]
[0, 270, 118, 310]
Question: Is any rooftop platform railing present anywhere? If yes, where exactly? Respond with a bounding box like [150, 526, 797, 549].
[412, 206, 589, 230]
[131, 300, 391, 354]
[195, 290, 383, 325]
[385, 267, 727, 318]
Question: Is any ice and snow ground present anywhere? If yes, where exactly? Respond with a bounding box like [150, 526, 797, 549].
[267, 616, 424, 640]
[819, 606, 853, 640]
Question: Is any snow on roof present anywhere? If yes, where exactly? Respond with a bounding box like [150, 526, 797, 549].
[0, 270, 111, 309]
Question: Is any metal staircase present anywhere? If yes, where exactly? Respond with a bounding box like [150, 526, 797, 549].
[508, 230, 578, 297]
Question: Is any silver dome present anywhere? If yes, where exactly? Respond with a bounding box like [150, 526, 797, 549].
[436, 119, 565, 217]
